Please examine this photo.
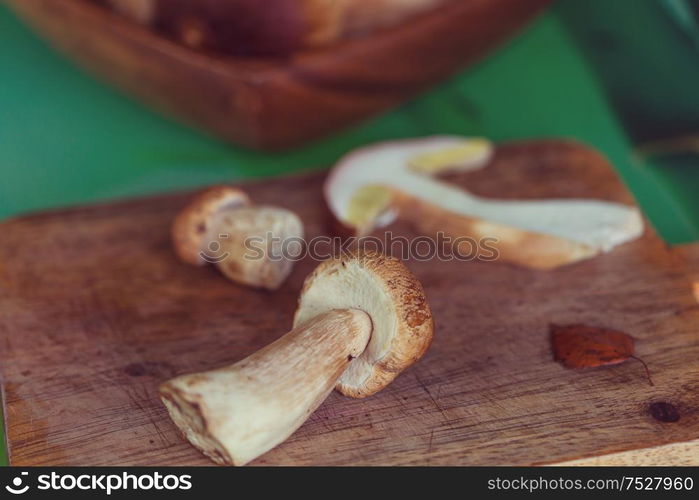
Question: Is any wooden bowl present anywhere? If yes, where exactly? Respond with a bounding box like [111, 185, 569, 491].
[7, 0, 551, 150]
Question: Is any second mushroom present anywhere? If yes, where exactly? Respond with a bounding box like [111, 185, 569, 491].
[172, 186, 304, 290]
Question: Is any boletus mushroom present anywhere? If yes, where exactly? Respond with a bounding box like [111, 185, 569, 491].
[159, 251, 433, 465]
[324, 136, 644, 270]
[101, 0, 454, 55]
[172, 186, 303, 290]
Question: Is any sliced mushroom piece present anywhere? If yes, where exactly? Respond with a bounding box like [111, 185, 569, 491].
[324, 136, 644, 269]
[160, 251, 433, 465]
[172, 186, 303, 290]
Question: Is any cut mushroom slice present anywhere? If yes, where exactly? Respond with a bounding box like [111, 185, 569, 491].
[324, 136, 644, 269]
[172, 186, 303, 290]
[160, 251, 433, 465]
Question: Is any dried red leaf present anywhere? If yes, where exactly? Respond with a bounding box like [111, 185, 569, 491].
[551, 324, 635, 368]
[550, 324, 653, 385]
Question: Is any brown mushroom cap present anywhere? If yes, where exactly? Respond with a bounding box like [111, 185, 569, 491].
[172, 186, 251, 266]
[293, 251, 433, 398]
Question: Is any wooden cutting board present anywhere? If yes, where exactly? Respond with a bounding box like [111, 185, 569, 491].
[1, 141, 698, 466]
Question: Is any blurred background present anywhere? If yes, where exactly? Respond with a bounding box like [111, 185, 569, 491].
[1, 0, 698, 464]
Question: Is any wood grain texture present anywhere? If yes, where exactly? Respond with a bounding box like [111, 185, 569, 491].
[1, 141, 698, 466]
[5, 0, 551, 150]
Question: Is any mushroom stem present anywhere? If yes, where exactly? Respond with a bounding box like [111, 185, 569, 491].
[160, 309, 372, 466]
[207, 206, 304, 290]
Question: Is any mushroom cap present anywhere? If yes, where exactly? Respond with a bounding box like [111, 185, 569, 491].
[172, 186, 251, 266]
[293, 251, 433, 398]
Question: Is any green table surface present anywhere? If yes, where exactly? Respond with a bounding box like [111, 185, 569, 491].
[1, 1, 698, 465]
